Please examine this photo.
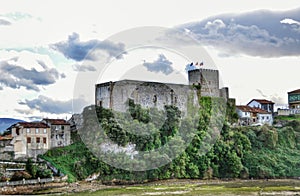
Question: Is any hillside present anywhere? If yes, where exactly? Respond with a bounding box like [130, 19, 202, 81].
[0, 118, 24, 134]
[40, 98, 300, 182]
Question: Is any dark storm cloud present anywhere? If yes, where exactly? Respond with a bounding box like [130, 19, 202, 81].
[177, 7, 300, 57]
[0, 59, 64, 91]
[143, 54, 174, 75]
[0, 19, 11, 26]
[51, 32, 126, 61]
[18, 95, 87, 114]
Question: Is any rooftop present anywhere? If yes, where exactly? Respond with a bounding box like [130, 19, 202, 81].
[236, 105, 270, 114]
[0, 134, 12, 141]
[43, 118, 70, 125]
[248, 99, 274, 105]
[15, 122, 49, 128]
[288, 89, 300, 94]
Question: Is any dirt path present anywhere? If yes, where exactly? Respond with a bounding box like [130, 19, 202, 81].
[0, 181, 110, 195]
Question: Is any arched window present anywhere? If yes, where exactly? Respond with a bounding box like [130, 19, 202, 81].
[153, 95, 157, 103]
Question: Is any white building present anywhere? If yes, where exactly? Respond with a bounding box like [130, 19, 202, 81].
[236, 105, 273, 126]
[247, 99, 275, 114]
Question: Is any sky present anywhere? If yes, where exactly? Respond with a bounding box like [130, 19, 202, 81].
[0, 0, 299, 121]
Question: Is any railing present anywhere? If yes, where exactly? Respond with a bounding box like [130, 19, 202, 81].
[290, 109, 300, 114]
[0, 177, 54, 187]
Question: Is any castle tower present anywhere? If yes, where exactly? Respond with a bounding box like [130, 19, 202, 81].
[188, 69, 220, 97]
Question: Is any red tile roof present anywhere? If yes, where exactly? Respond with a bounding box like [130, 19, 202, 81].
[236, 105, 270, 114]
[248, 99, 274, 105]
[288, 89, 300, 94]
[236, 105, 253, 112]
[16, 122, 49, 128]
[0, 134, 12, 141]
[43, 119, 70, 125]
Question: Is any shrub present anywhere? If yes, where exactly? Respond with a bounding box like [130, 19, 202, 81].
[11, 171, 32, 181]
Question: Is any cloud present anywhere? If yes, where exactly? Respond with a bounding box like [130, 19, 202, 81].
[18, 95, 88, 114]
[0, 18, 11, 26]
[280, 18, 300, 33]
[256, 89, 285, 105]
[256, 89, 267, 97]
[2, 12, 33, 21]
[51, 32, 126, 61]
[72, 64, 96, 72]
[143, 54, 174, 75]
[0, 57, 64, 91]
[177, 7, 300, 57]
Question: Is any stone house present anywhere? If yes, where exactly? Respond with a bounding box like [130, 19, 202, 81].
[236, 105, 273, 126]
[41, 119, 71, 148]
[10, 122, 51, 159]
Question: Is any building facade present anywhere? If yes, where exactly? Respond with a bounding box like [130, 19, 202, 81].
[288, 89, 300, 109]
[11, 122, 51, 159]
[247, 99, 275, 114]
[42, 119, 71, 148]
[236, 105, 273, 126]
[277, 89, 300, 116]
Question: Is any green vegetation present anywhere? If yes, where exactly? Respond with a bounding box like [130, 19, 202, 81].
[66, 179, 300, 196]
[41, 97, 300, 183]
[274, 114, 300, 122]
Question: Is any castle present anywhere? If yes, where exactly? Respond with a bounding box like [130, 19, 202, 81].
[95, 68, 229, 114]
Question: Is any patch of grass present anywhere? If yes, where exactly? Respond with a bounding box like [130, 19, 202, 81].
[65, 180, 300, 196]
[275, 115, 300, 121]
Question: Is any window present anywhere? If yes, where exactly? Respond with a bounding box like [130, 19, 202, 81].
[262, 116, 265, 120]
[62, 126, 64, 130]
[16, 128, 20, 135]
[43, 129, 47, 134]
[267, 116, 269, 120]
[43, 137, 47, 144]
[35, 128, 39, 133]
[27, 137, 31, 144]
[27, 128, 30, 133]
[36, 137, 40, 143]
[153, 95, 157, 103]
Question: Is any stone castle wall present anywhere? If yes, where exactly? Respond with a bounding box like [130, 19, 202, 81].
[96, 80, 198, 115]
[96, 69, 228, 113]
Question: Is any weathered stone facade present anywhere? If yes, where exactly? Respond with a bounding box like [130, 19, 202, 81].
[0, 139, 14, 160]
[42, 119, 71, 148]
[96, 80, 199, 115]
[10, 122, 51, 160]
[95, 69, 229, 113]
